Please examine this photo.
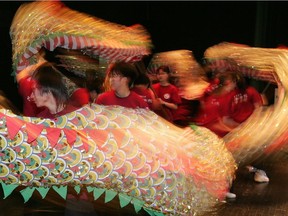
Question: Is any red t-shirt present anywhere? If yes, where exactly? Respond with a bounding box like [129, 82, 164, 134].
[172, 98, 196, 127]
[36, 104, 79, 119]
[96, 90, 149, 109]
[173, 98, 194, 121]
[152, 83, 182, 121]
[131, 86, 153, 110]
[227, 87, 263, 123]
[69, 88, 90, 108]
[192, 91, 235, 137]
[193, 94, 221, 125]
[194, 86, 262, 137]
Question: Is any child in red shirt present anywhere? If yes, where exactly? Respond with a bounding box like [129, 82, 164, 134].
[96, 62, 148, 109]
[152, 65, 182, 122]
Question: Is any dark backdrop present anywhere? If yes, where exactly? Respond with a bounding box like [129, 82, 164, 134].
[1, 1, 288, 110]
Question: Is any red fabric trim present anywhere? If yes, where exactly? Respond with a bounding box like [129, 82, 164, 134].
[46, 128, 61, 148]
[63, 128, 77, 147]
[26, 122, 44, 143]
[6, 116, 25, 140]
[88, 129, 109, 147]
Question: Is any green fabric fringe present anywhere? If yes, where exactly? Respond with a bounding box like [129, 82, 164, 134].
[0, 182, 164, 215]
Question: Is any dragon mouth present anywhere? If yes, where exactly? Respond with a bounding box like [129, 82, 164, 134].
[10, 1, 152, 77]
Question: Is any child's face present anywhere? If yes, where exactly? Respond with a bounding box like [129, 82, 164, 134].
[109, 74, 123, 90]
[109, 71, 129, 90]
[31, 86, 49, 108]
[156, 69, 169, 82]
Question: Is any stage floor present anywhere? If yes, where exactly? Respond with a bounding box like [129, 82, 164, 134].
[205, 153, 288, 216]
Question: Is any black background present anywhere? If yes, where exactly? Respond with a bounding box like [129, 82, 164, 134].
[1, 1, 288, 110]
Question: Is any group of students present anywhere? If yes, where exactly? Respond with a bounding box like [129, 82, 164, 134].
[96, 63, 189, 127]
[14, 57, 264, 135]
[15, 60, 187, 127]
[192, 70, 264, 138]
